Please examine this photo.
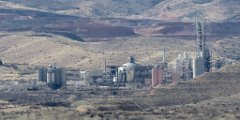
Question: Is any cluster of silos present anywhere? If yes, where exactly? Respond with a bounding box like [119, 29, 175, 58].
[38, 65, 66, 89]
[174, 16, 212, 80]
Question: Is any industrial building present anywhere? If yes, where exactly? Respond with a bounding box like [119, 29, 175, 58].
[175, 16, 212, 80]
[192, 56, 205, 78]
[151, 64, 164, 87]
[192, 16, 212, 78]
[151, 45, 173, 87]
[151, 63, 173, 87]
[35, 16, 216, 90]
[34, 17, 217, 90]
[117, 56, 152, 88]
[80, 69, 104, 86]
[80, 56, 152, 89]
[175, 51, 193, 80]
[38, 65, 66, 89]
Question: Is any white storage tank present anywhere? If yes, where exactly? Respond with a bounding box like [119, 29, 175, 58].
[47, 65, 55, 86]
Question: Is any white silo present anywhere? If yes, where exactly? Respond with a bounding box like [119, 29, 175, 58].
[47, 65, 55, 87]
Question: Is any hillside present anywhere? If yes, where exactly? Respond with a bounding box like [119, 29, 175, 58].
[1, 0, 240, 41]
[0, 31, 192, 69]
[0, 1, 239, 120]
[133, 0, 240, 21]
[1, 0, 240, 21]
[0, 0, 164, 17]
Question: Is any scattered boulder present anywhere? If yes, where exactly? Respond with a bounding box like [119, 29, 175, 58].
[76, 106, 90, 115]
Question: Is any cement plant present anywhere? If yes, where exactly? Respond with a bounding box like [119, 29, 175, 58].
[0, 0, 240, 120]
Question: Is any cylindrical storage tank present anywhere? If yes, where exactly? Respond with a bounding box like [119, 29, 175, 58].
[37, 68, 47, 82]
[47, 71, 54, 86]
[193, 57, 205, 78]
[47, 66, 55, 87]
[54, 68, 61, 87]
[53, 68, 66, 89]
[126, 69, 134, 82]
[60, 68, 66, 86]
[37, 69, 43, 82]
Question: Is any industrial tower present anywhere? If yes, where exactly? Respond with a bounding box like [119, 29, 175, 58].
[193, 16, 211, 78]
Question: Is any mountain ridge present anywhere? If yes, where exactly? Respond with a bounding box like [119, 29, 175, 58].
[1, 0, 239, 21]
